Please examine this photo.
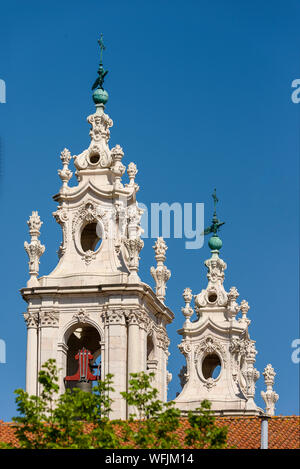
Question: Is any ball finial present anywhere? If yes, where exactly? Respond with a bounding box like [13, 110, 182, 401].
[92, 88, 109, 105]
[208, 235, 223, 252]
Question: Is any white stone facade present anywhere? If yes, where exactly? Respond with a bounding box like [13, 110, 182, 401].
[21, 55, 278, 418]
[174, 245, 274, 416]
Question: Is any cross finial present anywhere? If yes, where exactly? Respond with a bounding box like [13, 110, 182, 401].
[92, 34, 109, 95]
[212, 188, 218, 217]
[98, 33, 106, 65]
[202, 188, 225, 239]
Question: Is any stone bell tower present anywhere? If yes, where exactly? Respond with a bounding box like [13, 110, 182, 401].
[174, 191, 278, 416]
[21, 37, 173, 419]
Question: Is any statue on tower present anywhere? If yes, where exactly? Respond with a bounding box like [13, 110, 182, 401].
[203, 189, 225, 237]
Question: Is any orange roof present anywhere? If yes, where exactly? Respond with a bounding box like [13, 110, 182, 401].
[0, 416, 299, 449]
[215, 416, 299, 449]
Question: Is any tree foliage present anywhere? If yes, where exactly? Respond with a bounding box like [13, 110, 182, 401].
[12, 359, 120, 449]
[120, 372, 182, 448]
[2, 360, 228, 449]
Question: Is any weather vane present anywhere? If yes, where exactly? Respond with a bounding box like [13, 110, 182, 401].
[98, 33, 106, 65]
[92, 33, 108, 91]
[203, 188, 225, 236]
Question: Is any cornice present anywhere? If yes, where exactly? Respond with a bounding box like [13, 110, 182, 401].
[177, 316, 244, 337]
[20, 282, 174, 323]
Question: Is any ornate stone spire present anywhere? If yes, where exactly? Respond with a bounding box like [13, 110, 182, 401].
[175, 191, 263, 416]
[150, 237, 171, 303]
[194, 189, 228, 311]
[24, 211, 45, 287]
[261, 364, 279, 416]
[73, 108, 114, 173]
[21, 40, 175, 417]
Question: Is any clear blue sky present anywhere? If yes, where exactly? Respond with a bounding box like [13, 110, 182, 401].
[0, 0, 299, 420]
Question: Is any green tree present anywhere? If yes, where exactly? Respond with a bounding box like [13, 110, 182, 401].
[185, 400, 228, 449]
[11, 359, 121, 449]
[120, 372, 182, 449]
[120, 372, 228, 449]
[2, 360, 228, 449]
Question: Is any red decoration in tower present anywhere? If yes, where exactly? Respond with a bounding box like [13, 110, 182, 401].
[65, 347, 98, 382]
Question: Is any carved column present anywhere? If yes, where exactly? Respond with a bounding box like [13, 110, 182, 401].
[23, 312, 38, 395]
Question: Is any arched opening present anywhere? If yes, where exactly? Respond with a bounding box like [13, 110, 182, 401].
[146, 334, 157, 373]
[202, 353, 221, 380]
[80, 222, 101, 252]
[65, 325, 101, 391]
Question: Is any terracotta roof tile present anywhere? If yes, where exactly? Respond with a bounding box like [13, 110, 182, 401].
[0, 416, 299, 449]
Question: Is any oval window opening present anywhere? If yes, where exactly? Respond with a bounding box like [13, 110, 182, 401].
[202, 354, 221, 380]
[89, 153, 100, 165]
[80, 222, 101, 252]
[208, 293, 217, 303]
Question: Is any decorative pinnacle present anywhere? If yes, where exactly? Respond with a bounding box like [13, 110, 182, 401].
[261, 364, 279, 416]
[203, 189, 225, 251]
[181, 288, 194, 324]
[150, 238, 171, 303]
[24, 211, 45, 287]
[92, 34, 109, 105]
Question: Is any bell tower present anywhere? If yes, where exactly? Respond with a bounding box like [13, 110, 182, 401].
[21, 37, 173, 419]
[174, 191, 277, 416]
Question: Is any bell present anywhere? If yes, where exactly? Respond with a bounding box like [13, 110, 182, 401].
[65, 347, 99, 392]
[76, 380, 93, 393]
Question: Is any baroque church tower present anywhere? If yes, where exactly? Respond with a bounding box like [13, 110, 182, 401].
[174, 192, 279, 416]
[21, 37, 173, 419]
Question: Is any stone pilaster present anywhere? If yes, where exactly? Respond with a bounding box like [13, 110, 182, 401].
[23, 312, 39, 395]
[104, 309, 127, 419]
[39, 310, 60, 393]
